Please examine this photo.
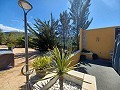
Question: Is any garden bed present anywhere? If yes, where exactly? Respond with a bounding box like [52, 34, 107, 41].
[33, 70, 97, 90]
[49, 79, 81, 90]
[33, 78, 81, 90]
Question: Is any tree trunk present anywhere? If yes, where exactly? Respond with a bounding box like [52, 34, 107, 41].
[63, 29, 66, 50]
[63, 37, 65, 50]
[76, 28, 79, 50]
[59, 75, 64, 90]
[82, 30, 86, 49]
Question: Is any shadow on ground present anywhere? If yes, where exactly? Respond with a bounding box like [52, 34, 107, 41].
[75, 59, 120, 90]
[19, 75, 41, 90]
[75, 59, 112, 74]
[14, 51, 46, 67]
[75, 66, 88, 74]
[14, 51, 41, 60]
[0, 66, 12, 71]
[19, 84, 26, 90]
[82, 59, 112, 67]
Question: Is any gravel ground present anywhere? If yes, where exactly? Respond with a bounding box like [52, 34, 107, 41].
[49, 79, 81, 90]
[33, 77, 81, 90]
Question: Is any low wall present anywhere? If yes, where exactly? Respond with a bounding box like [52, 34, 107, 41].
[81, 52, 93, 59]
[69, 50, 81, 66]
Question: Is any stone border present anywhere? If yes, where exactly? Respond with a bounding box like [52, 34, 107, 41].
[67, 70, 97, 90]
[33, 70, 97, 90]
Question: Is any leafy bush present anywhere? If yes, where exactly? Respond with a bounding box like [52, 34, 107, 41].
[7, 43, 15, 47]
[32, 56, 52, 70]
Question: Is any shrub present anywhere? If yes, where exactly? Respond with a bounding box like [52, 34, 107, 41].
[7, 43, 15, 47]
[32, 56, 52, 70]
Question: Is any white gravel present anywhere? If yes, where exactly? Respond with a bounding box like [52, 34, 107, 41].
[33, 78, 81, 90]
[48, 79, 81, 90]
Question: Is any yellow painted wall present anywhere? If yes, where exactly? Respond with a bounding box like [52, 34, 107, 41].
[85, 27, 115, 59]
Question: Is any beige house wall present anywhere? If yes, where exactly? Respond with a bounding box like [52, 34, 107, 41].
[85, 27, 115, 59]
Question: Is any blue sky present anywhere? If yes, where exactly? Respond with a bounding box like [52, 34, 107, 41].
[0, 0, 120, 32]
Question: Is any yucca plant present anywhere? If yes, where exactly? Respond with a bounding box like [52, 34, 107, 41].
[40, 47, 76, 90]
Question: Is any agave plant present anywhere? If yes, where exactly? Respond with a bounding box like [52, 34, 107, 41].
[38, 47, 76, 90]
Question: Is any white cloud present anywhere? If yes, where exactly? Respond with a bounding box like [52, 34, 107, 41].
[0, 24, 23, 32]
[101, 0, 119, 9]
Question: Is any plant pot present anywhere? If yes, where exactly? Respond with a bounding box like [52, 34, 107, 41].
[35, 69, 46, 78]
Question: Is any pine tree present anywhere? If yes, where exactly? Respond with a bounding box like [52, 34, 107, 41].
[69, 0, 93, 50]
[59, 10, 71, 49]
[27, 13, 59, 51]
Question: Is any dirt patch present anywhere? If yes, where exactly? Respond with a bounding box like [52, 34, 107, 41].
[0, 47, 41, 90]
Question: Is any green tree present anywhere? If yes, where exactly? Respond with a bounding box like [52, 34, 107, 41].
[0, 29, 6, 45]
[69, 0, 93, 50]
[0, 29, 3, 45]
[15, 36, 25, 47]
[59, 10, 71, 50]
[28, 13, 59, 51]
[6, 32, 16, 45]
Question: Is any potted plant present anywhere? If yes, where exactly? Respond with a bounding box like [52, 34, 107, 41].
[32, 56, 52, 78]
[7, 43, 14, 51]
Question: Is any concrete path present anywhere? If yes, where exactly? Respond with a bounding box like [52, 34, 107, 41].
[76, 59, 120, 90]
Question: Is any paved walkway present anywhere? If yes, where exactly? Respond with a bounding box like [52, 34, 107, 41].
[76, 59, 120, 90]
